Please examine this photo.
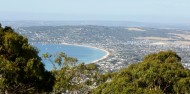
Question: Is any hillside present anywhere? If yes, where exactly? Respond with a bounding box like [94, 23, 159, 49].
[93, 51, 190, 94]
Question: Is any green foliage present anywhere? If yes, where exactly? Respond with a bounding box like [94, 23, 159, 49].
[43, 52, 78, 70]
[52, 63, 99, 93]
[42, 51, 114, 93]
[42, 52, 98, 93]
[93, 51, 190, 94]
[0, 25, 54, 93]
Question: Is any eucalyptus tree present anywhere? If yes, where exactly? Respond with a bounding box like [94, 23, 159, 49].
[0, 25, 54, 93]
[93, 51, 190, 94]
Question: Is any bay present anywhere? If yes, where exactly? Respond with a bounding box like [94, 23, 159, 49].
[32, 43, 107, 70]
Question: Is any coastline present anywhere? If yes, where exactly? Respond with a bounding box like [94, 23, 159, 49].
[60, 42, 110, 63]
[32, 42, 110, 63]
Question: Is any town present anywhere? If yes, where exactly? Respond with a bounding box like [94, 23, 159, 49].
[16, 25, 190, 72]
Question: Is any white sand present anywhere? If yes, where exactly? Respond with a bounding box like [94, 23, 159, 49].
[61, 43, 110, 63]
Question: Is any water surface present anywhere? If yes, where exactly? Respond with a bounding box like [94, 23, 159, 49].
[33, 43, 106, 70]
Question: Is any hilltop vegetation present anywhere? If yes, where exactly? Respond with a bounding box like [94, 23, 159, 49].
[42, 52, 115, 93]
[1, 24, 190, 93]
[93, 51, 190, 94]
[0, 24, 54, 93]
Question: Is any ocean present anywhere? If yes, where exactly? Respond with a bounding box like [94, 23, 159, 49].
[32, 43, 107, 70]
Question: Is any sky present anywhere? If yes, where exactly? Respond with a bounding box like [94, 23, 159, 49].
[0, 0, 190, 24]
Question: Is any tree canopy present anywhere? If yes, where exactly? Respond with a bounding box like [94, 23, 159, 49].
[42, 52, 104, 93]
[0, 25, 54, 93]
[93, 50, 190, 94]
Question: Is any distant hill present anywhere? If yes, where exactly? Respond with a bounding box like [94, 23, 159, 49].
[2, 20, 190, 30]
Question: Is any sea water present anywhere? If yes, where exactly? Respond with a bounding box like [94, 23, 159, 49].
[32, 43, 107, 70]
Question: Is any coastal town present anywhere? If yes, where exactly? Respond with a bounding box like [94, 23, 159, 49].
[16, 25, 190, 72]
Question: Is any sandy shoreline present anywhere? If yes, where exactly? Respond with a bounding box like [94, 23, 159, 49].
[60, 42, 110, 63]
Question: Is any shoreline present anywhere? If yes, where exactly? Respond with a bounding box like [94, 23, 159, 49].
[32, 42, 110, 64]
[60, 42, 110, 63]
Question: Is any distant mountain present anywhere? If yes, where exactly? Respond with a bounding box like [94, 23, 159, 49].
[2, 20, 190, 30]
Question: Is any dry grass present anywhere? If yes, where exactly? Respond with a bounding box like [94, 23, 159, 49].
[126, 27, 145, 31]
[169, 33, 190, 40]
[135, 37, 174, 41]
[172, 41, 190, 45]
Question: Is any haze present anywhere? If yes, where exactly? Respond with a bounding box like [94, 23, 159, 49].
[0, 0, 190, 24]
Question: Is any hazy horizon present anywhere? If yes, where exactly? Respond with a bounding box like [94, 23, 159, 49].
[1, 0, 190, 24]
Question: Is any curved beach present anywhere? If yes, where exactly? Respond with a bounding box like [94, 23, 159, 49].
[90, 48, 109, 63]
[61, 43, 110, 63]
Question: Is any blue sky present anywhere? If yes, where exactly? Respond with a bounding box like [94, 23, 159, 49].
[0, 0, 190, 24]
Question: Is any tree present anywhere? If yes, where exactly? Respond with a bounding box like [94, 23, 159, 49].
[0, 24, 54, 93]
[93, 50, 190, 94]
[42, 52, 102, 93]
